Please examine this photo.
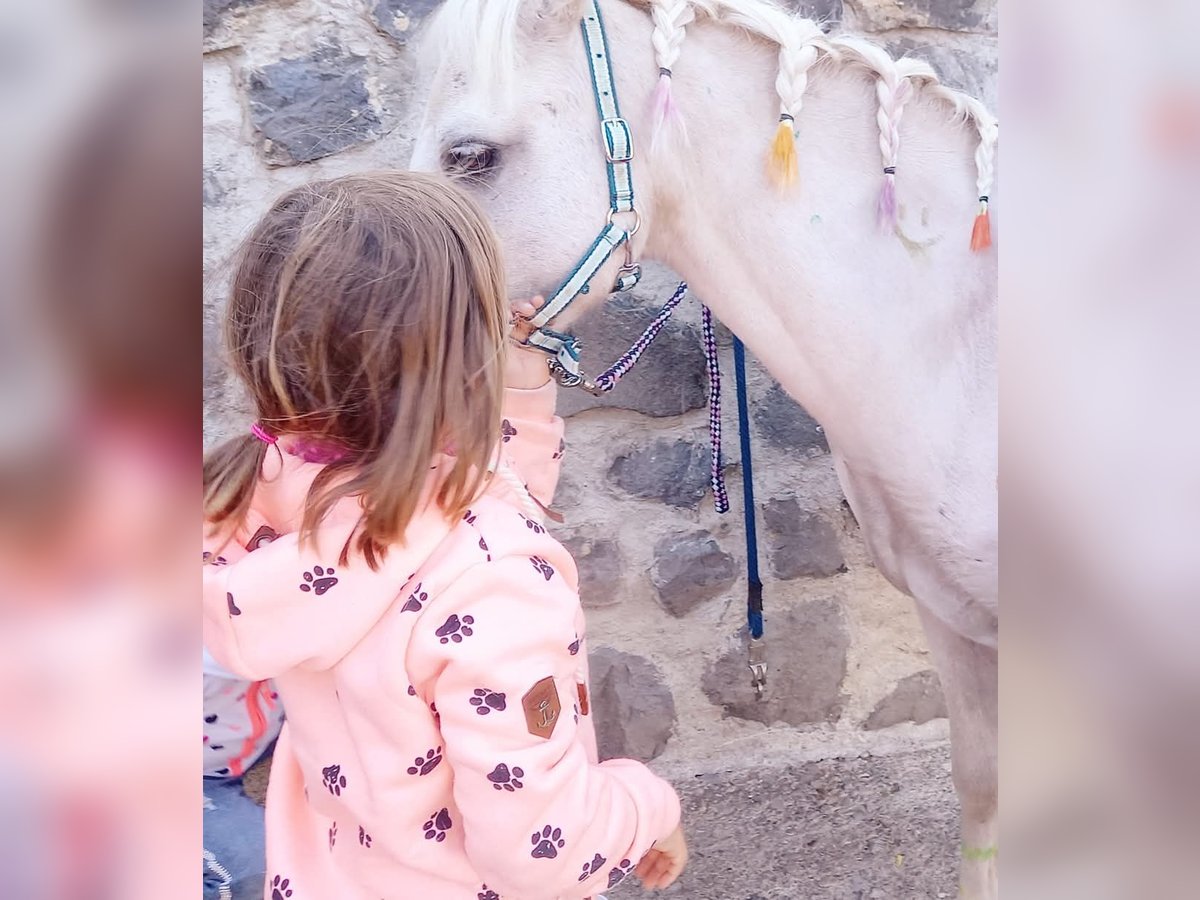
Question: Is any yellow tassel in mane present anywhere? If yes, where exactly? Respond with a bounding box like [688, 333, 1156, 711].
[767, 119, 797, 189]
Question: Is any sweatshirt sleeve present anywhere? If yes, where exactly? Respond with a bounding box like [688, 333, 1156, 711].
[407, 552, 680, 899]
[500, 381, 565, 510]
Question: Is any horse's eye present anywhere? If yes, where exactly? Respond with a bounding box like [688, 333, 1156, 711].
[443, 142, 500, 179]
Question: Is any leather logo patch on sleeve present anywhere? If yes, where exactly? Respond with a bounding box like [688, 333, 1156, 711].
[576, 682, 590, 717]
[522, 676, 562, 739]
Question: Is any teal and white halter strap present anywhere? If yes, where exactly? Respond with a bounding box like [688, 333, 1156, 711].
[522, 0, 642, 388]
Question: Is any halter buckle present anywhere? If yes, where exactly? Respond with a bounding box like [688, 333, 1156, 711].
[601, 117, 634, 162]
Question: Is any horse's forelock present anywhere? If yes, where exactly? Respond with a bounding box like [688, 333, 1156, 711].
[421, 0, 524, 98]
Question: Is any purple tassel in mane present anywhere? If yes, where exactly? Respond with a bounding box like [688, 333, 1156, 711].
[650, 72, 685, 152]
[877, 171, 897, 231]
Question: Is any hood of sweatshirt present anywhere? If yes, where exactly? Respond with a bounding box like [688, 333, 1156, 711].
[202, 444, 458, 681]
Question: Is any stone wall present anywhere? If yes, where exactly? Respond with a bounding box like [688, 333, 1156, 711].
[203, 0, 995, 766]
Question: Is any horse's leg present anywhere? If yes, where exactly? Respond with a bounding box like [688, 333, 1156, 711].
[916, 604, 998, 900]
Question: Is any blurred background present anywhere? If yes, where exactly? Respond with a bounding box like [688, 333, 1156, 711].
[1, 0, 1198, 896]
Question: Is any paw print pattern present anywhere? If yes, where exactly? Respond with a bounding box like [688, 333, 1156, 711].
[478, 887, 501, 900]
[358, 826, 372, 848]
[607, 859, 634, 889]
[407, 685, 417, 697]
[299, 565, 338, 595]
[328, 822, 337, 850]
[402, 583, 427, 613]
[573, 702, 580, 724]
[529, 556, 554, 581]
[464, 511, 493, 561]
[501, 419, 517, 443]
[203, 551, 228, 566]
[578, 852, 607, 882]
[470, 688, 506, 715]
[423, 807, 452, 842]
[407, 747, 443, 776]
[567, 634, 581, 656]
[519, 514, 545, 535]
[226, 592, 242, 616]
[436, 614, 475, 644]
[552, 438, 565, 461]
[270, 875, 293, 899]
[530, 825, 565, 860]
[487, 763, 525, 792]
[321, 764, 347, 796]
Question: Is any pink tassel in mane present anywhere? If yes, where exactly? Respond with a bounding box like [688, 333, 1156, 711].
[650, 71, 686, 152]
[877, 171, 897, 230]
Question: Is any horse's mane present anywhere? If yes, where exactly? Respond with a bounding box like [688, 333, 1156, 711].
[427, 0, 997, 239]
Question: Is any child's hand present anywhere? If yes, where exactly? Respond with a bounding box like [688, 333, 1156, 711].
[506, 295, 551, 390]
[636, 823, 688, 890]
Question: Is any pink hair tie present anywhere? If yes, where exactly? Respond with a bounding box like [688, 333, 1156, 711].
[250, 423, 277, 445]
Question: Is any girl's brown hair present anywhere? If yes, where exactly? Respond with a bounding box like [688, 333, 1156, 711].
[204, 173, 509, 567]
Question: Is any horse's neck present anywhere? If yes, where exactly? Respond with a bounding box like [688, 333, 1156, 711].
[631, 17, 996, 461]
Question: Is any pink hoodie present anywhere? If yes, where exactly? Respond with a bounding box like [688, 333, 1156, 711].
[202, 383, 680, 900]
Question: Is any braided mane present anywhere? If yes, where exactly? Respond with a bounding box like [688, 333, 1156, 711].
[427, 0, 998, 247]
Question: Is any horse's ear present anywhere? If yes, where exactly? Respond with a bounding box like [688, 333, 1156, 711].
[518, 0, 589, 38]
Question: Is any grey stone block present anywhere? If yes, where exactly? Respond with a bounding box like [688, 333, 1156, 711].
[608, 438, 711, 508]
[560, 535, 623, 608]
[246, 47, 383, 166]
[864, 669, 947, 729]
[753, 384, 829, 455]
[702, 599, 849, 726]
[371, 0, 444, 44]
[763, 498, 847, 579]
[845, 0, 992, 33]
[588, 647, 676, 762]
[651, 530, 738, 617]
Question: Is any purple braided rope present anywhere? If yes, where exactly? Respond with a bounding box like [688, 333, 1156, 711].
[592, 281, 690, 392]
[582, 279, 728, 514]
[701, 305, 729, 514]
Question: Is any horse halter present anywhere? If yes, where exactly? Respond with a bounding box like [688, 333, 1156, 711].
[520, 0, 643, 393]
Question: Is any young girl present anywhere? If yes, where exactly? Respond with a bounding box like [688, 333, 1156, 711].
[202, 173, 686, 899]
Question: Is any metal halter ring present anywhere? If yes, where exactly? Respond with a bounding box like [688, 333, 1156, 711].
[606, 206, 642, 236]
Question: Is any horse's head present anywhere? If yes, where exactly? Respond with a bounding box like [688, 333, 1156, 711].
[410, 0, 654, 325]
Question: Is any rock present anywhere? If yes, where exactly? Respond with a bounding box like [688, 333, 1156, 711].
[864, 670, 947, 729]
[651, 531, 738, 617]
[557, 294, 708, 419]
[885, 37, 998, 110]
[702, 600, 849, 726]
[844, 0, 993, 34]
[763, 499, 846, 579]
[608, 438, 711, 508]
[245, 47, 383, 166]
[588, 647, 676, 762]
[371, 0, 443, 44]
[785, 0, 844, 28]
[203, 0, 263, 40]
[753, 384, 829, 455]
[559, 535, 623, 608]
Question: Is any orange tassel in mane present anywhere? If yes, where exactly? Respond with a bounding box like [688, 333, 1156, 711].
[970, 196, 992, 252]
[767, 117, 797, 189]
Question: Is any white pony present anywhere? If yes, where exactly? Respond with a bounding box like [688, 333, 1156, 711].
[411, 0, 998, 895]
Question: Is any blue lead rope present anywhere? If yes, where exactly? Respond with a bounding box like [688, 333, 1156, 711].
[733, 338, 767, 695]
